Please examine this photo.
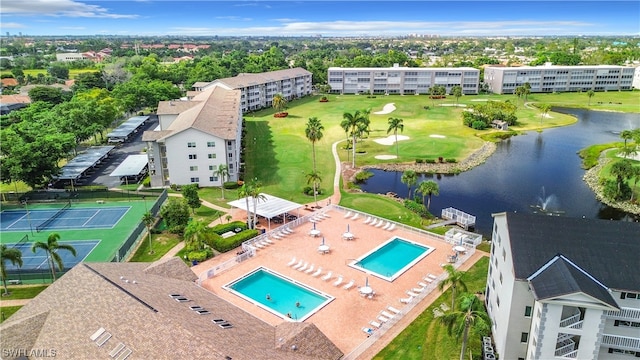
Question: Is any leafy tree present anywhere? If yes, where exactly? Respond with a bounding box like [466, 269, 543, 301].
[142, 211, 155, 254]
[102, 61, 131, 89]
[31, 233, 77, 281]
[451, 85, 462, 105]
[387, 117, 404, 160]
[28, 86, 66, 105]
[306, 170, 322, 207]
[439, 293, 490, 360]
[305, 117, 324, 173]
[248, 180, 267, 230]
[72, 71, 104, 92]
[610, 159, 635, 198]
[112, 78, 181, 112]
[629, 166, 640, 202]
[401, 170, 418, 199]
[181, 184, 201, 214]
[416, 180, 439, 211]
[214, 164, 229, 199]
[438, 264, 469, 311]
[539, 103, 552, 125]
[1, 244, 23, 296]
[342, 109, 370, 168]
[621, 130, 634, 150]
[183, 220, 213, 251]
[272, 93, 287, 115]
[47, 62, 69, 80]
[159, 197, 190, 233]
[587, 90, 595, 106]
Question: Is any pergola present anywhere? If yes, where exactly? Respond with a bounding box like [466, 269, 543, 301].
[227, 193, 303, 231]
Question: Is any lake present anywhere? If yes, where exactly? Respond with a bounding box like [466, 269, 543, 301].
[359, 109, 640, 236]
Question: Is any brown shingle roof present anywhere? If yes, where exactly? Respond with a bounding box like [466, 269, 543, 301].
[156, 99, 200, 115]
[214, 67, 311, 89]
[0, 94, 31, 104]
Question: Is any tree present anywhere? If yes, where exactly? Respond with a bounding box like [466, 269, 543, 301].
[47, 62, 69, 80]
[629, 165, 640, 202]
[587, 90, 595, 106]
[610, 159, 635, 196]
[416, 180, 439, 210]
[621, 130, 634, 151]
[401, 170, 418, 199]
[305, 117, 324, 173]
[342, 109, 370, 168]
[31, 233, 77, 281]
[514, 86, 525, 108]
[539, 103, 551, 125]
[306, 170, 322, 207]
[248, 180, 267, 230]
[451, 85, 462, 105]
[159, 197, 190, 233]
[28, 86, 66, 105]
[272, 93, 287, 115]
[238, 182, 253, 228]
[182, 184, 201, 214]
[438, 264, 468, 311]
[214, 164, 229, 199]
[183, 220, 212, 251]
[72, 71, 104, 92]
[1, 244, 23, 296]
[387, 117, 404, 160]
[142, 211, 155, 254]
[439, 293, 490, 360]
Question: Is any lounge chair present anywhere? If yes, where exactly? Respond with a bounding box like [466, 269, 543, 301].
[440, 303, 450, 312]
[320, 213, 330, 219]
[292, 260, 304, 270]
[333, 276, 344, 287]
[312, 267, 322, 277]
[376, 220, 385, 228]
[412, 287, 425, 293]
[387, 223, 396, 231]
[343, 279, 355, 290]
[344, 211, 352, 218]
[369, 219, 379, 226]
[298, 263, 309, 272]
[427, 274, 438, 280]
[382, 222, 391, 230]
[264, 238, 274, 244]
[305, 264, 315, 274]
[362, 327, 374, 337]
[351, 213, 359, 220]
[387, 306, 401, 315]
[370, 320, 382, 328]
[272, 233, 282, 240]
[423, 277, 434, 283]
[400, 296, 413, 304]
[363, 216, 372, 224]
[377, 315, 389, 323]
[381, 311, 395, 319]
[253, 242, 264, 249]
[321, 271, 333, 281]
[418, 281, 429, 288]
[287, 257, 296, 266]
[309, 218, 317, 224]
[406, 290, 419, 297]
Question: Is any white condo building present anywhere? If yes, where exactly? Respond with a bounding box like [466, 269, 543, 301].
[327, 65, 480, 95]
[142, 85, 242, 188]
[484, 65, 635, 94]
[486, 212, 640, 360]
[192, 67, 313, 113]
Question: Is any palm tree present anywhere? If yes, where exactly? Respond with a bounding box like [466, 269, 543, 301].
[214, 164, 229, 199]
[416, 180, 439, 211]
[514, 86, 525, 108]
[629, 165, 640, 202]
[1, 244, 23, 296]
[540, 103, 551, 125]
[451, 86, 462, 105]
[387, 117, 404, 160]
[31, 233, 77, 281]
[272, 93, 287, 115]
[238, 182, 253, 228]
[438, 264, 468, 311]
[305, 117, 324, 173]
[523, 82, 531, 102]
[610, 159, 634, 195]
[184, 220, 210, 251]
[250, 181, 267, 230]
[439, 293, 490, 360]
[306, 170, 322, 207]
[142, 211, 155, 254]
[587, 90, 595, 106]
[342, 109, 369, 168]
[401, 170, 418, 199]
[339, 118, 351, 163]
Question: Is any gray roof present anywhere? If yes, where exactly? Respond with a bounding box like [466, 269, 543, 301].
[0, 257, 342, 360]
[527, 255, 619, 309]
[109, 155, 148, 177]
[213, 67, 311, 90]
[107, 116, 149, 138]
[56, 146, 115, 180]
[500, 212, 640, 292]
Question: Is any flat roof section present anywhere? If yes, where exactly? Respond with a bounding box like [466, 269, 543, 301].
[109, 155, 149, 178]
[107, 116, 149, 138]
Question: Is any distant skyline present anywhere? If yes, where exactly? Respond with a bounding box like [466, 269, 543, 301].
[1, 1, 639, 37]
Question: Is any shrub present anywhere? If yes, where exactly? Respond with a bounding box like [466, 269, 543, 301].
[425, 159, 436, 164]
[187, 248, 214, 262]
[403, 199, 428, 217]
[354, 170, 373, 183]
[472, 120, 488, 130]
[212, 229, 260, 252]
[223, 181, 239, 189]
[446, 158, 457, 163]
[142, 176, 151, 187]
[303, 186, 322, 196]
[438, 157, 444, 163]
[415, 159, 424, 164]
[211, 221, 246, 235]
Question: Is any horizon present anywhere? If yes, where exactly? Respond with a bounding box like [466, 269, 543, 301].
[1, 1, 639, 38]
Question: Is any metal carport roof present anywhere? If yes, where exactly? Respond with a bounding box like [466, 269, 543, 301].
[109, 155, 149, 177]
[227, 193, 302, 219]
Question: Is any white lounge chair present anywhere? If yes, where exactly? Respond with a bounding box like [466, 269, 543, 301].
[253, 242, 264, 249]
[333, 276, 344, 287]
[381, 311, 395, 319]
[312, 267, 322, 277]
[305, 264, 315, 274]
[370, 320, 382, 328]
[400, 297, 413, 304]
[272, 233, 282, 240]
[344, 211, 352, 218]
[298, 263, 309, 272]
[281, 228, 292, 234]
[363, 216, 372, 224]
[407, 290, 419, 297]
[427, 274, 438, 280]
[376, 220, 385, 228]
[370, 219, 379, 226]
[309, 218, 317, 223]
[343, 279, 355, 290]
[351, 213, 359, 220]
[418, 282, 429, 288]
[362, 327, 374, 337]
[292, 260, 304, 270]
[264, 238, 274, 244]
[387, 306, 401, 314]
[320, 213, 330, 219]
[387, 223, 396, 231]
[412, 287, 425, 293]
[382, 222, 392, 230]
[287, 257, 296, 266]
[321, 271, 333, 281]
[423, 277, 434, 283]
[377, 315, 389, 323]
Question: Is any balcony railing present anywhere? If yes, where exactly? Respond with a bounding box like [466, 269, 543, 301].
[605, 307, 640, 321]
[555, 342, 576, 357]
[560, 311, 582, 329]
[601, 334, 640, 350]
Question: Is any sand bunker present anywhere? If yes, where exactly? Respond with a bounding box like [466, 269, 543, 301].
[373, 134, 410, 145]
[373, 103, 396, 115]
[375, 155, 398, 160]
[429, 134, 446, 138]
[439, 103, 467, 107]
[471, 99, 489, 102]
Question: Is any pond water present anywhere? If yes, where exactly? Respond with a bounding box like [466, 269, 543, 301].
[359, 109, 640, 236]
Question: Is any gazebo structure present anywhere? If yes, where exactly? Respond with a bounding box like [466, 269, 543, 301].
[227, 193, 303, 231]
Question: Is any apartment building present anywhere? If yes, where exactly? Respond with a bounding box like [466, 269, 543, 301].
[486, 212, 640, 360]
[195, 67, 313, 113]
[142, 85, 242, 188]
[327, 65, 480, 95]
[484, 65, 635, 94]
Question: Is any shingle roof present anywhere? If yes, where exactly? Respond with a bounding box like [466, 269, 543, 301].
[214, 67, 311, 89]
[275, 322, 343, 359]
[156, 100, 200, 115]
[0, 260, 342, 360]
[501, 212, 640, 292]
[527, 255, 619, 309]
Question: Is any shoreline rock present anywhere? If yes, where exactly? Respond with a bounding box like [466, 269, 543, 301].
[582, 153, 640, 216]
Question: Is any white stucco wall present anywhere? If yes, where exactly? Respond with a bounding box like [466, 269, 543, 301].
[164, 128, 227, 187]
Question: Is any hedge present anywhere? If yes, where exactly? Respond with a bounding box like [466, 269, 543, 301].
[212, 229, 260, 253]
[211, 221, 247, 235]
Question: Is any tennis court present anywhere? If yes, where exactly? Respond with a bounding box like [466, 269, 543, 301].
[3, 240, 100, 272]
[0, 206, 130, 232]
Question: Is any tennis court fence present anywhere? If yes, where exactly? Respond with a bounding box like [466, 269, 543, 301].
[35, 201, 71, 233]
[12, 234, 29, 248]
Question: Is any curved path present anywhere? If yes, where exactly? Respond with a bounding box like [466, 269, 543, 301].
[329, 139, 345, 205]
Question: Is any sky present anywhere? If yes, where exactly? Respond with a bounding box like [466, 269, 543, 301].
[1, 0, 639, 37]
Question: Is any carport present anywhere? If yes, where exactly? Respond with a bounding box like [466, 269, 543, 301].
[54, 146, 115, 190]
[227, 193, 303, 231]
[109, 155, 149, 185]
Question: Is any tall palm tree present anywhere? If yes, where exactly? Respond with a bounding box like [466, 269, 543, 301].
[401, 170, 418, 199]
[540, 103, 551, 125]
[142, 211, 155, 254]
[523, 82, 531, 102]
[31, 233, 77, 282]
[306, 170, 322, 207]
[416, 180, 439, 211]
[387, 117, 404, 160]
[587, 90, 595, 106]
[249, 180, 267, 230]
[438, 264, 468, 311]
[342, 109, 369, 168]
[1, 244, 23, 296]
[339, 118, 351, 163]
[214, 164, 230, 199]
[629, 165, 640, 202]
[451, 85, 462, 105]
[610, 159, 634, 195]
[184, 220, 211, 251]
[439, 293, 490, 360]
[305, 117, 324, 173]
[272, 93, 287, 115]
[238, 182, 253, 228]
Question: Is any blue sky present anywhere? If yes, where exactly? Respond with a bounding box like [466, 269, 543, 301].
[1, 1, 638, 37]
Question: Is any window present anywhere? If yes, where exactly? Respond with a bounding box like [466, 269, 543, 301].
[190, 177, 199, 183]
[228, 153, 233, 158]
[209, 176, 218, 182]
[187, 142, 196, 148]
[208, 153, 216, 159]
[209, 165, 217, 171]
[189, 166, 198, 171]
[520, 332, 529, 343]
[188, 154, 197, 160]
[525, 306, 532, 317]
[207, 141, 215, 147]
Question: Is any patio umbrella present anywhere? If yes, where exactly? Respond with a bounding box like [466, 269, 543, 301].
[347, 224, 350, 233]
[313, 222, 316, 230]
[365, 276, 369, 287]
[322, 237, 325, 245]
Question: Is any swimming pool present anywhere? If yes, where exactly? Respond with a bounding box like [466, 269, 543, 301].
[223, 267, 334, 322]
[350, 237, 434, 281]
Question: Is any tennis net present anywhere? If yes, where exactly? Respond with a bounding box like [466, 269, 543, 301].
[36, 202, 71, 232]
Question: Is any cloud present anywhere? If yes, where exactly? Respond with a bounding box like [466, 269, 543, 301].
[2, 0, 139, 19]
[1, 22, 26, 29]
[59, 26, 86, 30]
[215, 16, 252, 21]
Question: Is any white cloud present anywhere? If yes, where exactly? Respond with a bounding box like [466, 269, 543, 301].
[215, 16, 252, 21]
[2, 0, 139, 19]
[1, 22, 26, 28]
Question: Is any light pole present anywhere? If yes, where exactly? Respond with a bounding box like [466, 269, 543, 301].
[22, 198, 33, 236]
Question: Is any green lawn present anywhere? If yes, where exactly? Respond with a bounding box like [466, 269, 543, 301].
[0, 285, 48, 299]
[374, 256, 490, 360]
[0, 306, 22, 323]
[0, 68, 99, 79]
[128, 232, 181, 262]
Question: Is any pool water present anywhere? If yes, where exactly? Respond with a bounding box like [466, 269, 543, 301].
[351, 237, 433, 281]
[224, 267, 333, 322]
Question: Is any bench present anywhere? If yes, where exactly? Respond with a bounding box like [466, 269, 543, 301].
[8, 279, 21, 285]
[96, 200, 105, 204]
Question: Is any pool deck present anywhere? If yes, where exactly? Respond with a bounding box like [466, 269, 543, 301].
[193, 207, 484, 357]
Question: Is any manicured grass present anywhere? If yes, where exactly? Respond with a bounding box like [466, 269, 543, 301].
[0, 306, 22, 323]
[190, 205, 225, 225]
[579, 142, 623, 169]
[128, 232, 181, 262]
[524, 90, 640, 113]
[0, 68, 99, 79]
[0, 285, 48, 299]
[195, 187, 238, 209]
[373, 256, 490, 360]
[339, 191, 425, 228]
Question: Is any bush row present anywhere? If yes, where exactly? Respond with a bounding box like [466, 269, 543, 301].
[212, 229, 260, 253]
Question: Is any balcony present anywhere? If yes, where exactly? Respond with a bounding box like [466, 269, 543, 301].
[601, 334, 640, 351]
[559, 312, 583, 330]
[605, 307, 640, 321]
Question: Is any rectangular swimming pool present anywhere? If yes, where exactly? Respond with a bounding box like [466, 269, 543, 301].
[350, 237, 433, 281]
[223, 267, 334, 322]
